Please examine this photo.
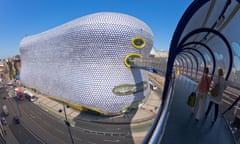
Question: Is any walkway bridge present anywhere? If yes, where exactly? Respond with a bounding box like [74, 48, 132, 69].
[136, 0, 240, 143]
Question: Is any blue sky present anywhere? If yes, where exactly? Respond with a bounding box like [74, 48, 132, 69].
[0, 0, 192, 59]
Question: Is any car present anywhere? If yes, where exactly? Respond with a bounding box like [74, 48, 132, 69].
[25, 94, 37, 102]
[18, 93, 25, 101]
[2, 105, 9, 116]
[7, 82, 13, 86]
[148, 81, 158, 90]
[1, 117, 7, 125]
[13, 116, 20, 124]
[152, 84, 158, 90]
[7, 82, 16, 88]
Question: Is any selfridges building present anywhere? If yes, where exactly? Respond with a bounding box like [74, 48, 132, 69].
[20, 12, 154, 115]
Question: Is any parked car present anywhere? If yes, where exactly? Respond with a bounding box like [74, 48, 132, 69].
[24, 91, 37, 102]
[1, 117, 7, 125]
[2, 105, 9, 116]
[18, 93, 25, 101]
[148, 81, 158, 90]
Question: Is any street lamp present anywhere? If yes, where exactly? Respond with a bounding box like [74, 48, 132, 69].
[59, 103, 75, 144]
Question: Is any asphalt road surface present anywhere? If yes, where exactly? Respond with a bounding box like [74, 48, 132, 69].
[0, 86, 141, 144]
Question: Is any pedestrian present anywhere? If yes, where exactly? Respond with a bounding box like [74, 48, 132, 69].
[192, 67, 212, 121]
[205, 68, 226, 124]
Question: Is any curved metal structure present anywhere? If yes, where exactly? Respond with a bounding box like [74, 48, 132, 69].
[145, 0, 240, 143]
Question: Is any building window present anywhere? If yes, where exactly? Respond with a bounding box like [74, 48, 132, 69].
[124, 53, 142, 68]
[131, 37, 146, 49]
[113, 81, 148, 96]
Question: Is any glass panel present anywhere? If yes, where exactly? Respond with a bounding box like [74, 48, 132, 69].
[221, 42, 240, 142]
[112, 81, 148, 96]
[229, 42, 240, 83]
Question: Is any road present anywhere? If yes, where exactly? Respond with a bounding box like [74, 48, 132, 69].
[0, 86, 144, 144]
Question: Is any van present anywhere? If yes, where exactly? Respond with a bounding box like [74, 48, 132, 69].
[24, 91, 37, 102]
[2, 105, 9, 116]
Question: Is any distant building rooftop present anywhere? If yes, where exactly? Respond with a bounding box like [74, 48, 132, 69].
[150, 48, 169, 58]
[0, 62, 4, 67]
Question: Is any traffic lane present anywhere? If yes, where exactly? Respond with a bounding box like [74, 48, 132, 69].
[74, 119, 132, 134]
[0, 86, 8, 101]
[0, 86, 5, 93]
[0, 87, 19, 144]
[5, 89, 136, 144]
[70, 131, 135, 144]
[19, 101, 135, 144]
[0, 87, 43, 144]
[74, 115, 152, 136]
[2, 87, 141, 143]
[2, 86, 139, 144]
[9, 123, 42, 144]
[19, 101, 74, 143]
[8, 98, 69, 144]
[17, 99, 136, 144]
[2, 85, 128, 136]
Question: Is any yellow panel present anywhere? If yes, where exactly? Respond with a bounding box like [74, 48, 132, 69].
[131, 37, 147, 49]
[124, 53, 142, 68]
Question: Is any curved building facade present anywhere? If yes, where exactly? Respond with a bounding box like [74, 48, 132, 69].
[20, 12, 154, 114]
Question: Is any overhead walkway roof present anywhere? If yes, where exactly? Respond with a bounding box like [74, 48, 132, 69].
[143, 0, 240, 143]
[168, 0, 240, 82]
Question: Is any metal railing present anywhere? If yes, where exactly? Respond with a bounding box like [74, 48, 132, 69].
[143, 73, 176, 144]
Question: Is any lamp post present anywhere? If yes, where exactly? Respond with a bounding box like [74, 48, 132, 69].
[59, 103, 75, 144]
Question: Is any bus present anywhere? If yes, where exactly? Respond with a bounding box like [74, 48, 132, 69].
[14, 88, 24, 101]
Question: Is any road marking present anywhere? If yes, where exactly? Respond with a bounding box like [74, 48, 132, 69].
[106, 128, 121, 131]
[54, 128, 64, 134]
[29, 113, 37, 119]
[72, 136, 82, 141]
[104, 139, 120, 143]
[87, 142, 96, 144]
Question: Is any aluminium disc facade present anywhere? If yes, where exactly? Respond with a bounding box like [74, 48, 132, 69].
[20, 12, 154, 114]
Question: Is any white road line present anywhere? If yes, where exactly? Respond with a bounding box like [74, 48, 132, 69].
[104, 139, 120, 143]
[72, 136, 82, 141]
[87, 142, 96, 144]
[29, 114, 36, 119]
[106, 128, 121, 131]
[42, 121, 51, 127]
[54, 128, 64, 134]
